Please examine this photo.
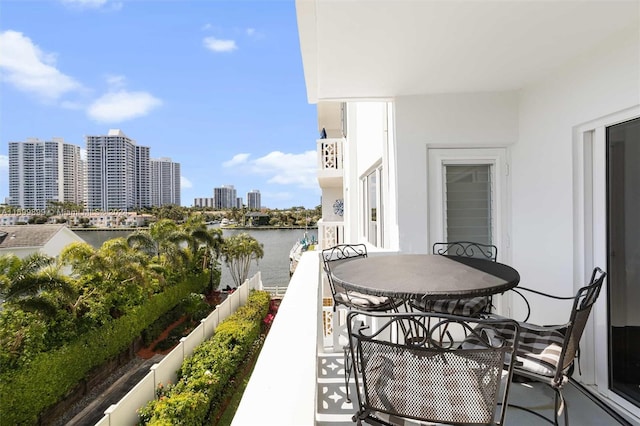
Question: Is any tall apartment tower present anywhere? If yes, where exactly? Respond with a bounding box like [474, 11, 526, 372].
[247, 190, 261, 209]
[8, 138, 84, 209]
[86, 129, 150, 211]
[213, 185, 237, 209]
[135, 146, 151, 209]
[151, 157, 181, 206]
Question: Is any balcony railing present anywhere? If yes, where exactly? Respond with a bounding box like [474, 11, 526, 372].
[317, 138, 343, 187]
[317, 219, 344, 250]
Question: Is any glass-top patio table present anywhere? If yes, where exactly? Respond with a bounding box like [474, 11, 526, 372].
[330, 253, 520, 302]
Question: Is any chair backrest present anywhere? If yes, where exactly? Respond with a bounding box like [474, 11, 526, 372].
[433, 241, 498, 261]
[321, 244, 368, 298]
[347, 311, 520, 425]
[557, 267, 607, 376]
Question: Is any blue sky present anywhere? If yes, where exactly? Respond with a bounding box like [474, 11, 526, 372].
[0, 0, 321, 209]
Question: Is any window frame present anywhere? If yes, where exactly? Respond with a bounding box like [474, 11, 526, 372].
[361, 162, 384, 248]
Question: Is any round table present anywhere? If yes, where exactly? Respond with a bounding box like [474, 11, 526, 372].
[330, 254, 520, 301]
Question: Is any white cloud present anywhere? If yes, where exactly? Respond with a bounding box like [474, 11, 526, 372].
[225, 150, 317, 190]
[87, 90, 162, 123]
[245, 28, 264, 39]
[181, 176, 193, 189]
[0, 30, 84, 102]
[223, 153, 250, 168]
[105, 74, 127, 90]
[60, 0, 122, 10]
[203, 37, 237, 53]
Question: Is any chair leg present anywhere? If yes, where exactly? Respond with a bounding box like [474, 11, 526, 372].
[554, 388, 568, 426]
[344, 346, 352, 403]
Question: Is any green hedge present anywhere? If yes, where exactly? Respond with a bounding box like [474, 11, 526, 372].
[0, 273, 209, 426]
[139, 290, 271, 425]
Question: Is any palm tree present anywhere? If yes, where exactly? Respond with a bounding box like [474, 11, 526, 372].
[220, 233, 264, 287]
[0, 253, 75, 318]
[127, 219, 190, 270]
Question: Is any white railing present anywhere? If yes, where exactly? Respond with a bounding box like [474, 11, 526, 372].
[318, 220, 345, 250]
[317, 138, 344, 188]
[95, 272, 263, 426]
[317, 138, 343, 171]
[232, 252, 321, 426]
[262, 285, 287, 297]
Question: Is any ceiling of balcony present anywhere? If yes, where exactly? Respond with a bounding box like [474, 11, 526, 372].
[296, 0, 639, 103]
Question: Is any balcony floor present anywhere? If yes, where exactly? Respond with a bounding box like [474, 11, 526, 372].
[316, 352, 627, 425]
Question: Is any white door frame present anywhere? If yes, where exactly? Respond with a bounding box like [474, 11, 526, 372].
[427, 147, 511, 314]
[573, 105, 640, 420]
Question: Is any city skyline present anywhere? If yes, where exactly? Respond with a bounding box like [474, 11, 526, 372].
[8, 130, 182, 210]
[0, 1, 321, 209]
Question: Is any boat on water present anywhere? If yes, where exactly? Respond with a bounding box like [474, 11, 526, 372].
[289, 232, 317, 276]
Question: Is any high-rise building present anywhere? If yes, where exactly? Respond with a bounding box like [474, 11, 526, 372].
[213, 185, 237, 209]
[194, 197, 214, 208]
[151, 157, 181, 206]
[8, 138, 84, 209]
[135, 146, 151, 209]
[86, 129, 149, 211]
[247, 189, 261, 209]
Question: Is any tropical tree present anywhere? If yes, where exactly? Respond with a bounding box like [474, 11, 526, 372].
[0, 253, 75, 318]
[127, 219, 190, 272]
[220, 233, 264, 287]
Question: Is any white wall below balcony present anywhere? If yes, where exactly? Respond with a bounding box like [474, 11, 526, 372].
[232, 252, 321, 426]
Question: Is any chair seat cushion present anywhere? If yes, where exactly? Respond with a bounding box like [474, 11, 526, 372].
[335, 291, 396, 310]
[463, 322, 567, 378]
[411, 296, 489, 317]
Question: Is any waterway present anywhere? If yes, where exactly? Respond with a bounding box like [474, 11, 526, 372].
[74, 227, 318, 289]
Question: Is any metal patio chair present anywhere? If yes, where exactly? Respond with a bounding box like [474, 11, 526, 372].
[410, 241, 498, 317]
[347, 310, 520, 425]
[321, 244, 403, 313]
[467, 267, 607, 425]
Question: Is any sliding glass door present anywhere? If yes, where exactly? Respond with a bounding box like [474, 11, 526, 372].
[607, 117, 640, 407]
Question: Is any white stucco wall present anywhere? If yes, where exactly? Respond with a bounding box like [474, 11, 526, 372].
[513, 24, 640, 319]
[394, 91, 520, 253]
[343, 102, 388, 243]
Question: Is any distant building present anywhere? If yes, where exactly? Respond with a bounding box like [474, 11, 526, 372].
[245, 212, 270, 226]
[86, 129, 150, 211]
[214, 185, 237, 209]
[236, 197, 243, 208]
[193, 197, 214, 208]
[247, 189, 261, 209]
[151, 157, 181, 206]
[8, 138, 84, 210]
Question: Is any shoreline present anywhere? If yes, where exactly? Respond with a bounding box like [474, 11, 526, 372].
[71, 226, 318, 231]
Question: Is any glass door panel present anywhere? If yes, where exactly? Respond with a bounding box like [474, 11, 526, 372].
[607, 117, 640, 407]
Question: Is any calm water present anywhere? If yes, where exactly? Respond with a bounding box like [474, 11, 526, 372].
[74, 228, 318, 288]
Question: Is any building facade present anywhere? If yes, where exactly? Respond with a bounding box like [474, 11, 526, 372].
[8, 138, 84, 210]
[86, 129, 149, 211]
[213, 185, 237, 209]
[247, 190, 261, 209]
[193, 197, 214, 208]
[151, 157, 181, 206]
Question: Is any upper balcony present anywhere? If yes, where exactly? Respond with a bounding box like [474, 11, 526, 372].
[233, 251, 639, 426]
[317, 138, 343, 188]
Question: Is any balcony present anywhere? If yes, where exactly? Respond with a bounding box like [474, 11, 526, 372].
[317, 138, 344, 188]
[233, 251, 638, 426]
[317, 219, 344, 250]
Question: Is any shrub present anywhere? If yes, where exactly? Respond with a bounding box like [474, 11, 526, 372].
[0, 273, 208, 426]
[139, 290, 271, 425]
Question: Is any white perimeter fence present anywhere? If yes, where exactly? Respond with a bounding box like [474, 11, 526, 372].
[94, 272, 263, 426]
